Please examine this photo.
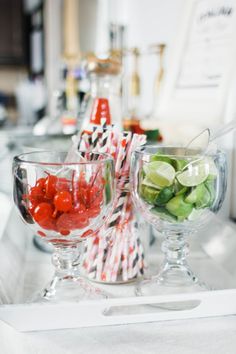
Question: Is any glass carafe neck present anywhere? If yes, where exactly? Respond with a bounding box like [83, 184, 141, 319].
[90, 73, 120, 97]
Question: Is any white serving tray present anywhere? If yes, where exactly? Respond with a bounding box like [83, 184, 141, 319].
[1, 209, 236, 332]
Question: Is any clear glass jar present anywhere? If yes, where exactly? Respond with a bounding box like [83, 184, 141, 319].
[131, 145, 227, 297]
[81, 56, 122, 130]
[81, 183, 147, 283]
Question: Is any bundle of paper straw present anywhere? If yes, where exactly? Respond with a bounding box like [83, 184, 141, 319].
[70, 120, 147, 282]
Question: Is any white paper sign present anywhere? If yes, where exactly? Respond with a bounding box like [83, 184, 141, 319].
[177, 0, 236, 90]
[158, 0, 236, 124]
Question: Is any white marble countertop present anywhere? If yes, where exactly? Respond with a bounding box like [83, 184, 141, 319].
[1, 142, 236, 354]
[1, 314, 236, 354]
[0, 196, 236, 354]
[35, 315, 236, 354]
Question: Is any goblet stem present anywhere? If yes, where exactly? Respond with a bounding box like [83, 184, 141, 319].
[41, 244, 81, 300]
[40, 243, 108, 301]
[52, 245, 81, 279]
[159, 231, 198, 287]
[136, 230, 207, 297]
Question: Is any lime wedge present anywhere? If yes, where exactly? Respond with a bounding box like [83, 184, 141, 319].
[151, 206, 177, 222]
[185, 183, 210, 208]
[140, 185, 159, 204]
[150, 154, 173, 164]
[174, 180, 188, 195]
[184, 187, 198, 204]
[171, 158, 188, 171]
[176, 187, 188, 196]
[141, 176, 161, 189]
[150, 154, 188, 172]
[177, 161, 209, 187]
[166, 195, 193, 218]
[144, 161, 175, 188]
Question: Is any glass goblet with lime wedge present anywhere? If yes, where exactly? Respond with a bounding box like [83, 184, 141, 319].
[131, 146, 227, 296]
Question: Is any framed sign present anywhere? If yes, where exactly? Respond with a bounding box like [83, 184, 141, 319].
[158, 0, 236, 127]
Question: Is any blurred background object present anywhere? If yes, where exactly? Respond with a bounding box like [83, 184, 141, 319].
[1, 0, 236, 221]
[0, 0, 46, 127]
[148, 43, 166, 120]
[81, 53, 122, 131]
[129, 47, 141, 120]
[0, 0, 176, 131]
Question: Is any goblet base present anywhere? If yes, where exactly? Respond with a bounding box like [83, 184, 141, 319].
[31, 275, 109, 303]
[135, 267, 208, 310]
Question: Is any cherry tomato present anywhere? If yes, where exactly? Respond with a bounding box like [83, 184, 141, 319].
[88, 185, 98, 200]
[33, 202, 53, 222]
[35, 178, 46, 191]
[38, 217, 57, 231]
[45, 175, 57, 199]
[56, 177, 70, 192]
[29, 204, 36, 216]
[28, 186, 45, 203]
[87, 206, 101, 218]
[54, 191, 72, 212]
[56, 213, 89, 230]
[73, 215, 89, 229]
[72, 202, 86, 214]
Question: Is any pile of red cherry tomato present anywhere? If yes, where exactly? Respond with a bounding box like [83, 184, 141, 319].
[24, 173, 104, 237]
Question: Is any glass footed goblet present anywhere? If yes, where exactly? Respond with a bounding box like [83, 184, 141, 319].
[131, 145, 227, 297]
[13, 151, 115, 302]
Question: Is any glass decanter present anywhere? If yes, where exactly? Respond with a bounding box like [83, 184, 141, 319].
[81, 55, 122, 131]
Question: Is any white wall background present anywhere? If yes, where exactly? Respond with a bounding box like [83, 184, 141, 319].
[45, 0, 186, 116]
[108, 0, 186, 116]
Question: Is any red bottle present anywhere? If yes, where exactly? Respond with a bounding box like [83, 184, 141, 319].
[81, 56, 122, 132]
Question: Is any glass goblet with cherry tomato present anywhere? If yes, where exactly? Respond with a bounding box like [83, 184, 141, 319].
[13, 151, 115, 302]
